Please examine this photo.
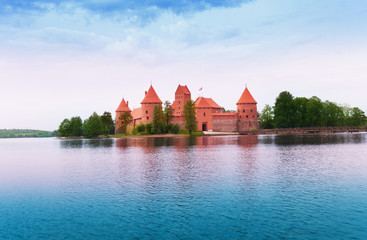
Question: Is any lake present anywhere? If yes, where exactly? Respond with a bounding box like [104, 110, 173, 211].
[0, 134, 366, 239]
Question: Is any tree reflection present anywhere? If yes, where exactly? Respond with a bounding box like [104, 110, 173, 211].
[59, 138, 114, 148]
[263, 133, 367, 146]
[59, 139, 83, 148]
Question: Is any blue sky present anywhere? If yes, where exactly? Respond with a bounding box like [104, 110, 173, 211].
[1, 0, 367, 130]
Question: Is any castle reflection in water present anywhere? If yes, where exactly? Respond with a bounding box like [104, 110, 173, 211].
[59, 133, 365, 150]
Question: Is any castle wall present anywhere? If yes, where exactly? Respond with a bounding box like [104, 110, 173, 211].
[238, 119, 260, 131]
[237, 103, 259, 130]
[172, 116, 185, 129]
[115, 111, 133, 134]
[173, 94, 191, 116]
[212, 118, 238, 132]
[140, 103, 161, 124]
[196, 107, 214, 131]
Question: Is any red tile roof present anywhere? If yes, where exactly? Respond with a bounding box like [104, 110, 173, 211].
[116, 98, 131, 112]
[194, 97, 221, 109]
[237, 87, 257, 104]
[131, 108, 142, 120]
[141, 85, 162, 104]
[175, 84, 191, 95]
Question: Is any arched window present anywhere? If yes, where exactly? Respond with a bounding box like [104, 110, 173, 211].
[146, 110, 148, 114]
[246, 115, 248, 118]
[147, 116, 149, 120]
[204, 112, 206, 116]
[243, 109, 245, 113]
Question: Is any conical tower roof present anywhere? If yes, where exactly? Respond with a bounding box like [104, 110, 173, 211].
[237, 87, 257, 104]
[116, 98, 131, 112]
[175, 84, 191, 95]
[141, 85, 162, 104]
[195, 97, 221, 108]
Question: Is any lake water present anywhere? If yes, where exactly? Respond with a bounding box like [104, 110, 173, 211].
[0, 134, 366, 239]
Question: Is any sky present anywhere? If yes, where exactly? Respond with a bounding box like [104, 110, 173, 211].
[1, 0, 366, 131]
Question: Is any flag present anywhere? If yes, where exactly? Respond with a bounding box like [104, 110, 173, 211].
[199, 87, 203, 91]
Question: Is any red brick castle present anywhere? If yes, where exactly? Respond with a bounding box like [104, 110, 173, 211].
[115, 85, 259, 133]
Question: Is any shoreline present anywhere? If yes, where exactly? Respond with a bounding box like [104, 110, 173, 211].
[55, 128, 367, 140]
[2, 130, 365, 140]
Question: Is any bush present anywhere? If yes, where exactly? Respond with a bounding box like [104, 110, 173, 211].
[136, 124, 146, 133]
[145, 123, 152, 134]
[169, 124, 180, 134]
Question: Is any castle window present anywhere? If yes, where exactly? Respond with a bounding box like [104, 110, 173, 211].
[251, 109, 253, 112]
[147, 116, 149, 120]
[243, 109, 245, 113]
[204, 112, 206, 116]
[246, 115, 248, 118]
[179, 101, 180, 104]
[146, 110, 148, 114]
[253, 115, 255, 118]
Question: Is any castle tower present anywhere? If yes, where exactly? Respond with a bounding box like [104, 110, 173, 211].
[172, 85, 191, 115]
[115, 98, 132, 134]
[237, 87, 260, 130]
[140, 85, 162, 123]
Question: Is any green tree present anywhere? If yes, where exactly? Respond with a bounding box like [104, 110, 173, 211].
[259, 104, 274, 129]
[182, 99, 197, 135]
[349, 107, 366, 126]
[306, 96, 323, 127]
[293, 97, 309, 127]
[118, 111, 133, 134]
[163, 101, 174, 126]
[221, 107, 236, 113]
[58, 118, 71, 137]
[100, 112, 114, 136]
[69, 116, 83, 136]
[322, 101, 344, 127]
[83, 112, 104, 138]
[152, 105, 164, 134]
[274, 91, 294, 128]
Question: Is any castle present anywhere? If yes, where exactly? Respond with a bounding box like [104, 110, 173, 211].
[115, 85, 259, 133]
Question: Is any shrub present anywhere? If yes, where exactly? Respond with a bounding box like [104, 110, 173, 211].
[145, 123, 152, 134]
[136, 124, 146, 133]
[169, 124, 180, 134]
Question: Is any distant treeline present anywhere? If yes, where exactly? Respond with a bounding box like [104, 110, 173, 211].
[0, 129, 53, 138]
[259, 91, 366, 129]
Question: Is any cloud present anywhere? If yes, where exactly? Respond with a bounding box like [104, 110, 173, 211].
[0, 0, 253, 24]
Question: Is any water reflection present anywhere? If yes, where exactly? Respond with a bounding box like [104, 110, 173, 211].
[60, 138, 114, 149]
[59, 133, 366, 150]
[59, 139, 83, 148]
[115, 135, 259, 150]
[237, 135, 259, 147]
[260, 133, 366, 145]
